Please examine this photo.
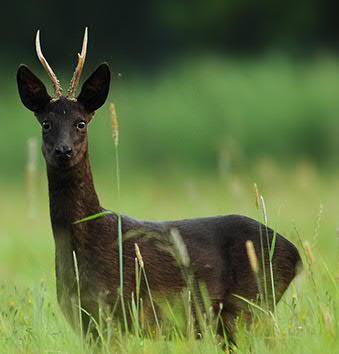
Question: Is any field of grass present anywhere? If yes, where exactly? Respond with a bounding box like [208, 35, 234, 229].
[0, 56, 338, 353]
[0, 163, 338, 353]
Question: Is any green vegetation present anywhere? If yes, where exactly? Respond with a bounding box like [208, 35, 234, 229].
[0, 57, 338, 353]
[0, 166, 338, 353]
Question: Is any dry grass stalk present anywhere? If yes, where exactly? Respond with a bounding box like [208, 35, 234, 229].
[253, 183, 268, 225]
[260, 195, 268, 225]
[134, 243, 160, 331]
[26, 137, 38, 220]
[321, 305, 334, 335]
[134, 243, 144, 268]
[303, 241, 315, 265]
[170, 228, 190, 267]
[246, 240, 259, 274]
[254, 183, 260, 209]
[27, 137, 38, 174]
[109, 103, 119, 147]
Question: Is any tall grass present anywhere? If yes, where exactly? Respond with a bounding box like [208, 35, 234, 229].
[0, 165, 338, 353]
[110, 103, 129, 333]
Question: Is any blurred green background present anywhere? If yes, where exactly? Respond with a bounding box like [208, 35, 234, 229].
[1, 0, 339, 178]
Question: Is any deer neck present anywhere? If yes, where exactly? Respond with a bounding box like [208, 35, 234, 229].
[46, 151, 102, 237]
[46, 151, 107, 309]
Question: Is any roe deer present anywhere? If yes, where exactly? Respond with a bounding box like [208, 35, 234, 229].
[17, 29, 302, 345]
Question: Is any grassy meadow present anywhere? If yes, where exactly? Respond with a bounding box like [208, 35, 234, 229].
[0, 57, 338, 353]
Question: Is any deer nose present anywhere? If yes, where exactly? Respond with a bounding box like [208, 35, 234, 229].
[55, 145, 73, 158]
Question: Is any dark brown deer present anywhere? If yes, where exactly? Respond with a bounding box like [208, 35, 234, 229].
[17, 29, 302, 346]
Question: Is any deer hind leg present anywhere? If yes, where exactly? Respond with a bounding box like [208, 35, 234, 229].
[210, 300, 240, 349]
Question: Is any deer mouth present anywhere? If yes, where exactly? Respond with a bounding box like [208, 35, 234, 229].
[54, 154, 73, 168]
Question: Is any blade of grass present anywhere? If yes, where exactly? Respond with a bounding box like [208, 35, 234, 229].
[110, 103, 128, 332]
[73, 210, 114, 224]
[72, 251, 83, 343]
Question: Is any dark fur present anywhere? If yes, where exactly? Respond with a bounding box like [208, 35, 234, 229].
[17, 63, 302, 344]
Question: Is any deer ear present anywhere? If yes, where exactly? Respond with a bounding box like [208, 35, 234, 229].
[17, 65, 51, 112]
[77, 63, 111, 112]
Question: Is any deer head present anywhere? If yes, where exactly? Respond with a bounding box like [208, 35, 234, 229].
[17, 29, 111, 168]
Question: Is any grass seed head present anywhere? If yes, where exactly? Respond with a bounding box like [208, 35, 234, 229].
[303, 241, 315, 265]
[246, 240, 259, 274]
[134, 243, 144, 268]
[254, 183, 260, 209]
[170, 228, 190, 267]
[109, 102, 119, 147]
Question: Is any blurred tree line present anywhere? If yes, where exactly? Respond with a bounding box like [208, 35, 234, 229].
[1, 0, 339, 177]
[1, 0, 338, 70]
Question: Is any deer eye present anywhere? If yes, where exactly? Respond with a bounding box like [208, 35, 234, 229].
[77, 121, 86, 130]
[42, 120, 51, 132]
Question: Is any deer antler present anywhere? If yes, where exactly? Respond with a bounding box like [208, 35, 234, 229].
[35, 30, 63, 98]
[67, 27, 88, 99]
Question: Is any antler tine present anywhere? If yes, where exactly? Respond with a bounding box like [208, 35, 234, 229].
[35, 30, 63, 98]
[67, 27, 88, 99]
